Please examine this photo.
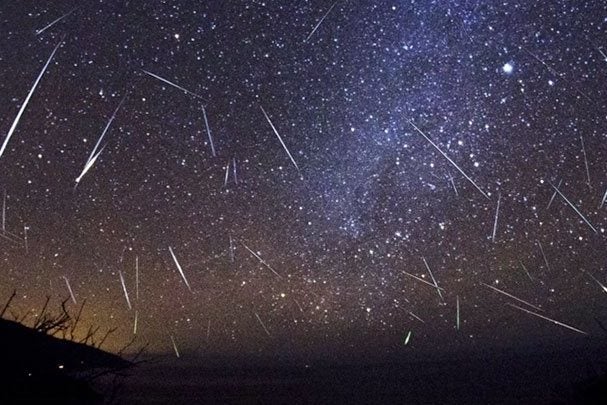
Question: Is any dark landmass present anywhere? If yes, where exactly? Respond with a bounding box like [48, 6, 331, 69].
[0, 317, 131, 404]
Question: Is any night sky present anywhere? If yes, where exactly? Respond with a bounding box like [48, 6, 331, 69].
[1, 0, 607, 360]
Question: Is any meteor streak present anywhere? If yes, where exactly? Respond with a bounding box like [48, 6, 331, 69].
[142, 69, 204, 99]
[169, 247, 192, 291]
[35, 8, 78, 36]
[255, 312, 271, 337]
[549, 181, 597, 233]
[481, 282, 543, 312]
[408, 120, 488, 199]
[304, 1, 339, 42]
[119, 270, 132, 310]
[507, 303, 587, 335]
[0, 39, 63, 159]
[260, 106, 300, 171]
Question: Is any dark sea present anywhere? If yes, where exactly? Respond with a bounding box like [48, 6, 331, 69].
[108, 346, 607, 404]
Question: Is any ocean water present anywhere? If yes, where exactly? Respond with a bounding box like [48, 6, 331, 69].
[108, 348, 607, 404]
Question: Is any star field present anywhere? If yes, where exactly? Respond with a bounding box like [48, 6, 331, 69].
[1, 0, 607, 359]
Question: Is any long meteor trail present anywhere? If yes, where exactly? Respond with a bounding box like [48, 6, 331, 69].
[241, 241, 281, 278]
[169, 247, 192, 292]
[142, 69, 205, 99]
[62, 276, 76, 304]
[422, 257, 443, 301]
[492, 193, 501, 242]
[0, 39, 63, 159]
[260, 106, 300, 171]
[304, 0, 339, 42]
[202, 106, 216, 157]
[549, 181, 597, 233]
[254, 312, 271, 337]
[547, 179, 562, 209]
[408, 121, 488, 199]
[35, 7, 78, 36]
[402, 271, 446, 291]
[170, 335, 180, 358]
[118, 270, 132, 310]
[75, 96, 126, 186]
[481, 282, 543, 312]
[507, 303, 587, 335]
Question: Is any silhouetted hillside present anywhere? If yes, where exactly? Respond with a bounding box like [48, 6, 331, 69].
[0, 317, 131, 404]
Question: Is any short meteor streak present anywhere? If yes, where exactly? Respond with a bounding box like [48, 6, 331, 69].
[549, 181, 597, 233]
[232, 158, 238, 184]
[255, 312, 271, 337]
[170, 335, 180, 358]
[224, 159, 230, 186]
[142, 69, 204, 99]
[2, 190, 6, 232]
[423, 257, 443, 300]
[241, 241, 281, 278]
[492, 193, 501, 243]
[228, 235, 235, 262]
[447, 172, 458, 196]
[580, 135, 591, 189]
[600, 187, 607, 209]
[481, 282, 543, 312]
[547, 179, 562, 209]
[133, 310, 138, 334]
[0, 231, 22, 246]
[23, 225, 29, 253]
[0, 39, 63, 159]
[408, 311, 425, 323]
[293, 299, 304, 313]
[118, 270, 132, 310]
[76, 96, 126, 186]
[456, 295, 460, 330]
[404, 331, 412, 345]
[86, 96, 126, 165]
[507, 303, 587, 335]
[202, 106, 216, 157]
[403, 271, 445, 291]
[35, 7, 78, 35]
[537, 240, 551, 273]
[135, 255, 140, 300]
[304, 0, 339, 42]
[584, 270, 607, 294]
[522, 47, 562, 77]
[168, 247, 192, 291]
[522, 46, 592, 101]
[75, 145, 106, 186]
[408, 121, 488, 199]
[260, 106, 299, 171]
[520, 260, 533, 281]
[62, 276, 76, 304]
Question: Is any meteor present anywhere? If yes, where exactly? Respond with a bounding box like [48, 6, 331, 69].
[62, 276, 76, 304]
[202, 106, 216, 157]
[142, 69, 205, 99]
[507, 303, 587, 335]
[481, 282, 543, 312]
[241, 241, 281, 278]
[0, 39, 63, 159]
[304, 0, 339, 42]
[169, 247, 192, 292]
[254, 312, 271, 337]
[260, 106, 300, 171]
[118, 270, 132, 310]
[549, 181, 597, 233]
[35, 8, 78, 36]
[408, 120, 488, 199]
